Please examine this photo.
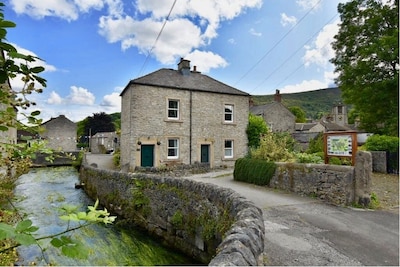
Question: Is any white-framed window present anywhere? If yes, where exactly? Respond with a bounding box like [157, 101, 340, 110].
[168, 99, 179, 120]
[224, 140, 234, 158]
[224, 104, 233, 122]
[167, 138, 179, 159]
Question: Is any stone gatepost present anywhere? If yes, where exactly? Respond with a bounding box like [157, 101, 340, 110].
[354, 151, 372, 207]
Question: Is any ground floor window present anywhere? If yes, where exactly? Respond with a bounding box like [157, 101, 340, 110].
[167, 138, 179, 159]
[224, 140, 234, 158]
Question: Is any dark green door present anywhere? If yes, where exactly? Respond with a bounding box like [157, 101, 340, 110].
[141, 145, 154, 167]
[201, 144, 209, 163]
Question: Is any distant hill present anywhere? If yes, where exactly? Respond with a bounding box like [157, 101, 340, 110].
[251, 87, 344, 120]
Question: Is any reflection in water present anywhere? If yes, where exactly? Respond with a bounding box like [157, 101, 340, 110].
[14, 167, 196, 265]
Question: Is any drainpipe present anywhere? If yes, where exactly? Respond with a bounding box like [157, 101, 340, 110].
[189, 91, 192, 164]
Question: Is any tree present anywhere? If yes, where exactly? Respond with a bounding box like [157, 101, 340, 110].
[289, 106, 307, 123]
[246, 113, 269, 148]
[84, 112, 115, 137]
[331, 0, 399, 136]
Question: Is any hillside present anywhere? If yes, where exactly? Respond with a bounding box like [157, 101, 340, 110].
[251, 87, 344, 119]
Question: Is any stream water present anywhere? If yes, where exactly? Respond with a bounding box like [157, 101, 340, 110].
[13, 166, 197, 265]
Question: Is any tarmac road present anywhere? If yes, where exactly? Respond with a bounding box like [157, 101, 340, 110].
[186, 169, 399, 266]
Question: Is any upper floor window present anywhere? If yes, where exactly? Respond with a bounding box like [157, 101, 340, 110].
[168, 99, 179, 120]
[224, 140, 234, 158]
[224, 104, 233, 122]
[167, 138, 179, 159]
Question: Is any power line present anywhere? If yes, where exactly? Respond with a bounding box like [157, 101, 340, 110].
[249, 13, 339, 94]
[233, 0, 322, 87]
[136, 0, 177, 78]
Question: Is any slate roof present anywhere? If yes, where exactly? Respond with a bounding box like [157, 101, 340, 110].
[295, 123, 317, 131]
[121, 68, 249, 96]
[249, 102, 295, 118]
[319, 120, 351, 131]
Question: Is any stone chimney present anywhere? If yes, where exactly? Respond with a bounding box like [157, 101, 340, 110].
[274, 89, 281, 103]
[178, 58, 191, 76]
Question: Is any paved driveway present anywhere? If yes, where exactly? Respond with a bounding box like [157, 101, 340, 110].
[186, 170, 399, 266]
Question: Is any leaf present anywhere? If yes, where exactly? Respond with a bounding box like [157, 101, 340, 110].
[30, 66, 45, 73]
[0, 223, 15, 239]
[50, 237, 64, 248]
[15, 219, 33, 232]
[15, 233, 36, 245]
[30, 110, 41, 116]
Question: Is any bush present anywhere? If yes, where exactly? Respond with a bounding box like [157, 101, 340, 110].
[294, 152, 323, 164]
[250, 132, 296, 162]
[364, 135, 399, 152]
[306, 133, 324, 153]
[233, 158, 276, 186]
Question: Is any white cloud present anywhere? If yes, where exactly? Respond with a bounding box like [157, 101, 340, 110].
[228, 38, 236, 45]
[47, 91, 63, 104]
[280, 71, 337, 94]
[280, 13, 297, 27]
[10, 0, 79, 20]
[185, 50, 228, 73]
[100, 87, 122, 113]
[68, 86, 96, 105]
[74, 0, 104, 13]
[296, 0, 322, 10]
[302, 21, 339, 67]
[99, 0, 263, 64]
[249, 28, 262, 37]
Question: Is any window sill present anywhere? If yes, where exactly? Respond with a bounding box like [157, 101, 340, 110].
[165, 119, 183, 123]
[222, 122, 236, 126]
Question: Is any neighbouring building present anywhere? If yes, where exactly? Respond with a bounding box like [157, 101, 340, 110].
[90, 131, 119, 154]
[41, 115, 77, 152]
[249, 90, 296, 133]
[120, 58, 250, 171]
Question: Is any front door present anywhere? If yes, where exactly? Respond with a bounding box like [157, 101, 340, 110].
[141, 145, 154, 167]
[201, 144, 210, 163]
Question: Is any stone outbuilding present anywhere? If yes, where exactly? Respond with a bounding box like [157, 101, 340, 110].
[120, 58, 250, 171]
[250, 90, 296, 133]
[90, 131, 119, 154]
[41, 115, 77, 152]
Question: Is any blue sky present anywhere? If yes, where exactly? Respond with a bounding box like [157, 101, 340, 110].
[4, 0, 345, 122]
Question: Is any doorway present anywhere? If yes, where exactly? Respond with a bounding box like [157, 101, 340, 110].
[201, 144, 210, 164]
[141, 145, 154, 167]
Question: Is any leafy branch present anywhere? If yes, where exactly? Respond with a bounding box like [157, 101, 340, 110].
[0, 199, 116, 261]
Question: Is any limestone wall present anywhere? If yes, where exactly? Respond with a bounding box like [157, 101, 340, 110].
[270, 151, 372, 206]
[79, 165, 265, 265]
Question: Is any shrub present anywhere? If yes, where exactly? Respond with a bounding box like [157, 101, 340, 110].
[306, 133, 324, 154]
[250, 132, 296, 162]
[294, 152, 323, 164]
[233, 158, 276, 186]
[246, 113, 269, 148]
[364, 135, 399, 153]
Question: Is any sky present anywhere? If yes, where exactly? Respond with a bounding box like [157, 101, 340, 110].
[3, 0, 347, 123]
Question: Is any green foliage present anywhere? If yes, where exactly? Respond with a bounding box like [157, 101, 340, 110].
[252, 88, 343, 120]
[331, 0, 399, 135]
[294, 152, 323, 164]
[246, 113, 269, 148]
[364, 134, 399, 152]
[369, 192, 380, 209]
[306, 133, 324, 154]
[171, 210, 183, 228]
[233, 158, 276, 186]
[113, 149, 120, 168]
[289, 106, 307, 123]
[84, 112, 116, 137]
[250, 132, 296, 162]
[0, 199, 116, 262]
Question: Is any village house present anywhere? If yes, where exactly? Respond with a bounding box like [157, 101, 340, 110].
[249, 90, 296, 133]
[120, 58, 249, 170]
[41, 115, 77, 152]
[90, 131, 119, 154]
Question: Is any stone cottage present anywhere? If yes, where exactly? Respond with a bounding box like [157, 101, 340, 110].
[41, 115, 77, 152]
[120, 58, 250, 170]
[249, 90, 296, 133]
[90, 131, 119, 154]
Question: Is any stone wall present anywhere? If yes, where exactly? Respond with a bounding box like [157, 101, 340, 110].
[79, 165, 265, 265]
[270, 151, 372, 206]
[370, 151, 387, 173]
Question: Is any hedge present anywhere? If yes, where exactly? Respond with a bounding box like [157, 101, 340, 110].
[233, 158, 276, 186]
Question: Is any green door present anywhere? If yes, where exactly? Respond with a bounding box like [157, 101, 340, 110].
[201, 144, 209, 163]
[141, 145, 154, 167]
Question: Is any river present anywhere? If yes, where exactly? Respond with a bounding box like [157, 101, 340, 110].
[13, 166, 197, 265]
